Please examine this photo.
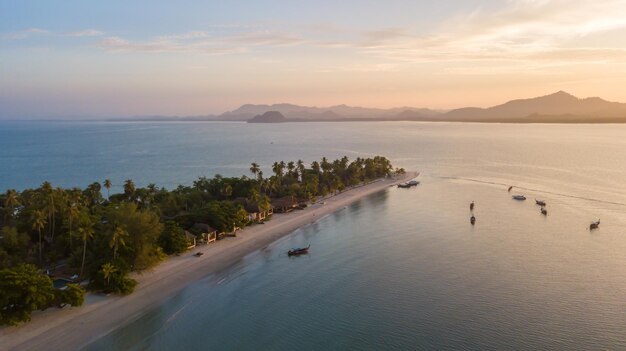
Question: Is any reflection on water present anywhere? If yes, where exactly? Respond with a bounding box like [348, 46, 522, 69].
[88, 177, 626, 350]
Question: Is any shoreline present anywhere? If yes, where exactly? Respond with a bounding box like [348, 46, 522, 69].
[0, 171, 417, 351]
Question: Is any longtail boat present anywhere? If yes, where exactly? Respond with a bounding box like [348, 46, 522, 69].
[288, 245, 310, 256]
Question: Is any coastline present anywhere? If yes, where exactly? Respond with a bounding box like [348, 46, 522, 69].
[0, 171, 417, 351]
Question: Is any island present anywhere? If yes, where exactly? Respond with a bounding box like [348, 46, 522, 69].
[247, 110, 287, 123]
[0, 156, 416, 350]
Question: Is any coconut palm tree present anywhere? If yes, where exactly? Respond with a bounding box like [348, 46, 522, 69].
[249, 162, 260, 179]
[311, 161, 321, 175]
[123, 179, 135, 200]
[101, 262, 117, 287]
[109, 226, 128, 261]
[67, 200, 79, 251]
[3, 189, 20, 223]
[50, 187, 66, 243]
[297, 160, 305, 182]
[31, 209, 47, 264]
[39, 182, 56, 243]
[78, 220, 94, 279]
[287, 161, 296, 178]
[103, 179, 112, 200]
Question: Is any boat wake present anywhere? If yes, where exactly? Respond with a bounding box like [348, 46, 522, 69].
[441, 176, 626, 207]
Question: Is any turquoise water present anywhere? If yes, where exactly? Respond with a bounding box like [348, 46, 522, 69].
[2, 121, 626, 350]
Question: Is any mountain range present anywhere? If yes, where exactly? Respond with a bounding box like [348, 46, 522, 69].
[118, 91, 626, 123]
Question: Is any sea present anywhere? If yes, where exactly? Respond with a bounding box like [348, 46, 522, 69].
[1, 121, 626, 350]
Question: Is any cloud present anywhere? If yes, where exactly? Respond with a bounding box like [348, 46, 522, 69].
[1, 28, 48, 40]
[330, 0, 626, 68]
[65, 29, 104, 37]
[96, 29, 304, 54]
[157, 31, 210, 41]
[96, 36, 246, 55]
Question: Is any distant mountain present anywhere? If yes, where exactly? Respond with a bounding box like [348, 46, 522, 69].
[217, 103, 440, 121]
[115, 91, 626, 123]
[440, 91, 626, 122]
[247, 111, 287, 123]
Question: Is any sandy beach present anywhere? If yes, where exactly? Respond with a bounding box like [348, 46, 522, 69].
[0, 172, 416, 351]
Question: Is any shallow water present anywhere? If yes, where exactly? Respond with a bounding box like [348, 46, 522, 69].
[2, 121, 625, 350]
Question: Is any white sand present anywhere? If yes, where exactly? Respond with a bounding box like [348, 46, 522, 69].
[0, 172, 417, 350]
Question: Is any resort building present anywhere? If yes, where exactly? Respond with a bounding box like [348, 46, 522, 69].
[192, 223, 217, 244]
[271, 196, 299, 213]
[235, 198, 274, 222]
[184, 231, 197, 249]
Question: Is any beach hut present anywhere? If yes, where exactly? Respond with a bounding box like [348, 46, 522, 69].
[184, 231, 197, 249]
[235, 198, 274, 222]
[192, 223, 217, 244]
[271, 196, 299, 213]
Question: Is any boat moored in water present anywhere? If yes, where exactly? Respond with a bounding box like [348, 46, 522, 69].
[470, 201, 475, 211]
[512, 195, 526, 201]
[288, 245, 310, 256]
[470, 215, 476, 225]
[535, 199, 546, 206]
[589, 219, 600, 230]
[541, 208, 548, 216]
[398, 180, 420, 188]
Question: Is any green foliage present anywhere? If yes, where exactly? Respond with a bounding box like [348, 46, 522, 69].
[0, 264, 55, 326]
[159, 221, 188, 255]
[90, 264, 137, 295]
[0, 227, 29, 269]
[1, 155, 397, 308]
[106, 203, 164, 270]
[54, 283, 85, 307]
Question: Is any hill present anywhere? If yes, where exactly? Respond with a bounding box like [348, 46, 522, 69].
[247, 111, 287, 123]
[115, 91, 626, 123]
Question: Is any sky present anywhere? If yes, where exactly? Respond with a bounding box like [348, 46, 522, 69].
[2, 0, 626, 119]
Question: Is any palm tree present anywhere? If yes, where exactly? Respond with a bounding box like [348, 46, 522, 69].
[272, 161, 285, 185]
[249, 162, 260, 179]
[104, 179, 112, 200]
[287, 161, 295, 178]
[123, 179, 135, 200]
[101, 262, 117, 287]
[311, 161, 321, 175]
[39, 182, 56, 243]
[67, 201, 79, 251]
[3, 189, 20, 223]
[31, 209, 47, 264]
[78, 220, 94, 279]
[297, 160, 305, 182]
[50, 187, 66, 242]
[109, 226, 128, 261]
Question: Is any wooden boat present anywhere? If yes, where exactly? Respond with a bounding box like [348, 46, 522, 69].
[512, 195, 526, 201]
[194, 252, 204, 257]
[589, 219, 600, 230]
[470, 216, 476, 225]
[288, 245, 310, 256]
[470, 201, 475, 211]
[541, 208, 547, 216]
[407, 180, 420, 186]
[397, 183, 411, 188]
[508, 186, 513, 192]
[535, 199, 546, 206]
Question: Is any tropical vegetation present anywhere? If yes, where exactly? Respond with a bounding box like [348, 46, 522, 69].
[0, 155, 396, 325]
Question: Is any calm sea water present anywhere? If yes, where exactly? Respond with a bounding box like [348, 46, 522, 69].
[2, 121, 626, 350]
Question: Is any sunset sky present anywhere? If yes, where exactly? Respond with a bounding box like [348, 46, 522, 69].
[2, 0, 626, 118]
